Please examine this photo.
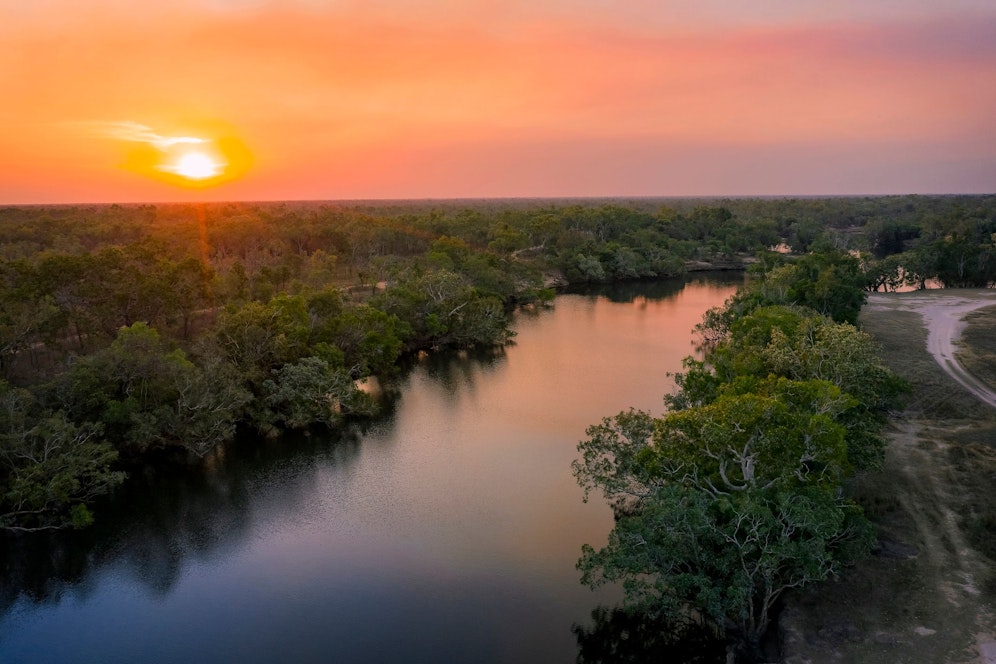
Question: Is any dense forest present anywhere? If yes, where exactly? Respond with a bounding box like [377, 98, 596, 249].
[0, 194, 993, 533]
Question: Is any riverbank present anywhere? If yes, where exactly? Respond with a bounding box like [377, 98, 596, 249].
[782, 291, 996, 663]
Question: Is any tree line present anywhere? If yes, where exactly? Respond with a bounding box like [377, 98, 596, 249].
[860, 200, 996, 290]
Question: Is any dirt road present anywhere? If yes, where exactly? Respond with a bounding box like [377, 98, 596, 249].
[865, 290, 996, 408]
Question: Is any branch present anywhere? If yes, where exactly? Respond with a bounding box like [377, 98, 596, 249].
[447, 301, 469, 318]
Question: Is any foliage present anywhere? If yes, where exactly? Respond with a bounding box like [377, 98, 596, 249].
[695, 251, 869, 361]
[372, 268, 512, 349]
[859, 202, 996, 289]
[611, 491, 867, 647]
[687, 305, 907, 470]
[573, 390, 871, 643]
[309, 300, 405, 376]
[0, 382, 125, 531]
[47, 323, 250, 457]
[574, 604, 728, 664]
[862, 253, 906, 292]
[263, 356, 374, 429]
[575, 409, 873, 649]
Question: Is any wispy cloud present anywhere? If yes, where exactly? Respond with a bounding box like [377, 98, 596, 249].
[86, 121, 206, 150]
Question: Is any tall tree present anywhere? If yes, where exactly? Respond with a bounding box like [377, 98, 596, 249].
[574, 392, 873, 655]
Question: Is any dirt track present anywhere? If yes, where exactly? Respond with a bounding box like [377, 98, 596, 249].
[865, 290, 996, 408]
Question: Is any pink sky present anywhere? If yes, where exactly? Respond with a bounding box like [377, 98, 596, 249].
[1, 0, 994, 203]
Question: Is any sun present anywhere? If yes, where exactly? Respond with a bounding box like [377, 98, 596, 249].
[175, 151, 220, 179]
[169, 150, 224, 180]
[117, 123, 250, 188]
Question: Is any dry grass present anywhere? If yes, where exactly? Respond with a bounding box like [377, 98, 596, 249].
[781, 296, 996, 664]
[958, 306, 996, 401]
[865, 307, 994, 420]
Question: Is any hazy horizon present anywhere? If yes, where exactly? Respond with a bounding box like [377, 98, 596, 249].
[6, 192, 996, 209]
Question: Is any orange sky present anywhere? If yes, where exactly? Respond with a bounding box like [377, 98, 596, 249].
[1, 0, 994, 203]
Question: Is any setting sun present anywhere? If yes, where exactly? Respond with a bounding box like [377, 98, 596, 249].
[109, 126, 249, 190]
[169, 151, 223, 180]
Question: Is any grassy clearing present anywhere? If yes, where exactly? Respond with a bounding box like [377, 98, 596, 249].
[781, 296, 996, 664]
[865, 306, 994, 420]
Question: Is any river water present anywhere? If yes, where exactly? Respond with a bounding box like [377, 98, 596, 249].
[0, 275, 740, 664]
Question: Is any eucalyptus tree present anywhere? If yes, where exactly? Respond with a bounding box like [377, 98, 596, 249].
[574, 387, 874, 654]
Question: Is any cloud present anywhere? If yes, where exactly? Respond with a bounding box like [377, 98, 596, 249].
[86, 121, 206, 150]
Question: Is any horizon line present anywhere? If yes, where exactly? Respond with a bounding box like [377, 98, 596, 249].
[3, 192, 995, 208]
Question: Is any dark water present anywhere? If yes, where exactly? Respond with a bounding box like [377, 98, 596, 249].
[0, 275, 740, 664]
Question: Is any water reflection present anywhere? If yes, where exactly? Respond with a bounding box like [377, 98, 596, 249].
[413, 343, 509, 396]
[0, 425, 367, 615]
[574, 605, 729, 664]
[570, 273, 742, 303]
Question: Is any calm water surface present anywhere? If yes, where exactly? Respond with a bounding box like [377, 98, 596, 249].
[0, 275, 740, 664]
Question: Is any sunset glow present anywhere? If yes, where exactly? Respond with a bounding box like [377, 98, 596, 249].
[163, 150, 224, 181]
[1, 1, 994, 203]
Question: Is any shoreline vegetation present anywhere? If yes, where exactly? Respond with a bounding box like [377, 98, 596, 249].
[573, 250, 908, 661]
[1, 194, 995, 662]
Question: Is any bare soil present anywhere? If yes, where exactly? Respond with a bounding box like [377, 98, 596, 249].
[781, 291, 996, 664]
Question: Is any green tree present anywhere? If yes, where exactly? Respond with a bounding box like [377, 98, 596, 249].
[159, 356, 252, 457]
[862, 253, 905, 292]
[786, 218, 824, 253]
[762, 252, 867, 324]
[681, 306, 907, 470]
[0, 382, 125, 531]
[573, 604, 728, 664]
[575, 252, 906, 656]
[372, 269, 512, 349]
[213, 296, 311, 384]
[51, 323, 250, 457]
[566, 253, 607, 283]
[573, 394, 873, 655]
[163, 257, 214, 339]
[312, 302, 405, 376]
[263, 356, 374, 429]
[0, 260, 62, 379]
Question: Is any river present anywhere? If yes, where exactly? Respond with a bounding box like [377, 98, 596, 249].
[0, 274, 741, 664]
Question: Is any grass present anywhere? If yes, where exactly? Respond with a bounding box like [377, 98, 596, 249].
[861, 301, 996, 566]
[957, 304, 996, 401]
[862, 306, 994, 420]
